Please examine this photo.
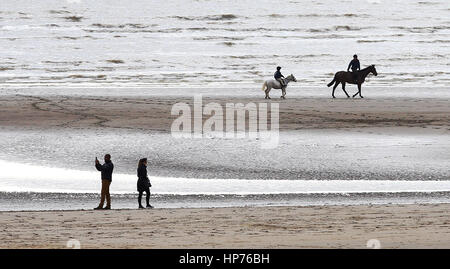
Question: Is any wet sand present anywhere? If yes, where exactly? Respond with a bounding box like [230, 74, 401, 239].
[0, 94, 449, 131]
[0, 93, 449, 181]
[1, 93, 449, 248]
[1, 203, 449, 249]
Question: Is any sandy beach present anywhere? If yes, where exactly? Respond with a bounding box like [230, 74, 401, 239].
[0, 93, 448, 248]
[1, 203, 449, 249]
[1, 94, 449, 131]
[1, 0, 449, 252]
[1, 92, 449, 181]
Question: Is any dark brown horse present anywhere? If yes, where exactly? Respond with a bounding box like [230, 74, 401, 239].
[327, 65, 378, 98]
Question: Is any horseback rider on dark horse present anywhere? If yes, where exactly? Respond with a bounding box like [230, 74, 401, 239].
[327, 55, 378, 98]
[348, 54, 360, 82]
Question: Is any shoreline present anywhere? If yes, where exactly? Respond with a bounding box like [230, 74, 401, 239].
[1, 201, 450, 213]
[1, 203, 449, 248]
[1, 191, 450, 212]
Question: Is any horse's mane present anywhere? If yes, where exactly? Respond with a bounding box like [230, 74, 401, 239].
[357, 65, 375, 73]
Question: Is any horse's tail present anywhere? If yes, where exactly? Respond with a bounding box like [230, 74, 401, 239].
[261, 81, 267, 91]
[327, 76, 336, 87]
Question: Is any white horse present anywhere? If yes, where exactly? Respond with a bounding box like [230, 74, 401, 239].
[261, 74, 297, 99]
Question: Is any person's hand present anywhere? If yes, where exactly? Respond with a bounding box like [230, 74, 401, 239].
[95, 157, 99, 164]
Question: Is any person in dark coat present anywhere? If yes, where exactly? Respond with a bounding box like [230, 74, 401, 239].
[94, 154, 114, 210]
[274, 66, 286, 87]
[347, 54, 361, 82]
[137, 158, 153, 209]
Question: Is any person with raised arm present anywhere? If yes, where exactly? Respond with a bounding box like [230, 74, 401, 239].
[94, 154, 114, 210]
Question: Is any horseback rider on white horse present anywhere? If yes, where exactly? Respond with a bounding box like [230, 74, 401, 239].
[262, 67, 297, 99]
[274, 66, 286, 88]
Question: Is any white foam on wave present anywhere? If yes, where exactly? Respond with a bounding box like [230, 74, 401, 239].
[1, 160, 449, 195]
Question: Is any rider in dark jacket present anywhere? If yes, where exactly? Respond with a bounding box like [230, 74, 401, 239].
[274, 66, 286, 87]
[347, 54, 360, 82]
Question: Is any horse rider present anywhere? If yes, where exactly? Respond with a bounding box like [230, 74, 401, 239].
[347, 54, 360, 82]
[274, 66, 286, 88]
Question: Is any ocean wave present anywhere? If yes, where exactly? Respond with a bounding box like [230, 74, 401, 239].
[28, 74, 108, 81]
[262, 13, 370, 18]
[390, 26, 448, 33]
[170, 14, 241, 21]
[63, 16, 83, 22]
[42, 60, 85, 65]
[82, 25, 373, 34]
[91, 23, 149, 29]
[193, 36, 246, 41]
[55, 36, 79, 40]
[216, 54, 333, 60]
[49, 10, 71, 14]
[308, 26, 368, 32]
[418, 1, 440, 5]
[267, 14, 285, 18]
[298, 13, 370, 18]
[106, 59, 124, 64]
[357, 39, 388, 43]
[417, 39, 450, 43]
[220, 41, 234, 47]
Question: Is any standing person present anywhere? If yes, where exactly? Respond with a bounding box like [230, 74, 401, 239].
[274, 66, 286, 88]
[347, 54, 361, 81]
[137, 158, 153, 209]
[94, 154, 114, 210]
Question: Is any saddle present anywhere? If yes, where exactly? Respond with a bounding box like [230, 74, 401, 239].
[350, 71, 359, 83]
[276, 78, 286, 87]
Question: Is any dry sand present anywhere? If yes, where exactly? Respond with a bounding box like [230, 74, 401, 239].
[1, 203, 449, 249]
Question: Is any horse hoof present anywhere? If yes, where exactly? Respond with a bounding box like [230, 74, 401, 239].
[360, 96, 364, 98]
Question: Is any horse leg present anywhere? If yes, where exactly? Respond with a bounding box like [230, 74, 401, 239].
[341, 82, 350, 98]
[358, 84, 363, 98]
[266, 87, 271, 99]
[353, 84, 363, 98]
[352, 84, 359, 98]
[281, 87, 286, 99]
[332, 81, 340, 98]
